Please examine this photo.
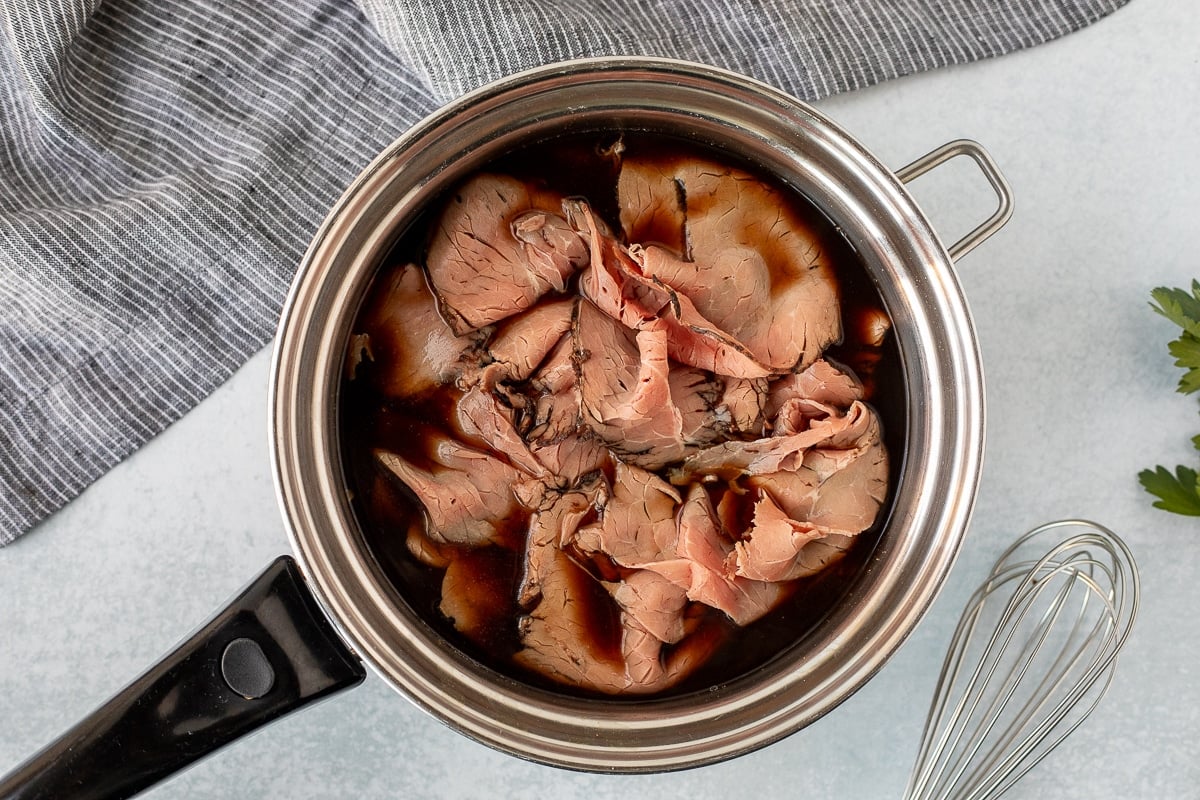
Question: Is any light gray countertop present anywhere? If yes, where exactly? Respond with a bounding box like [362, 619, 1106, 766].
[3, 2, 1198, 797]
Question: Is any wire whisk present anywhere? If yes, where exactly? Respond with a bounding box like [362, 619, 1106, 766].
[904, 519, 1140, 800]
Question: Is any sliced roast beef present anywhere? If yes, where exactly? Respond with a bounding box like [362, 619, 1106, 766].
[529, 433, 612, 487]
[427, 174, 587, 331]
[514, 537, 626, 691]
[406, 519, 453, 569]
[574, 298, 718, 468]
[376, 437, 524, 548]
[478, 296, 576, 384]
[745, 466, 821, 523]
[524, 333, 582, 445]
[519, 491, 717, 694]
[765, 358, 864, 422]
[572, 201, 774, 380]
[731, 490, 833, 582]
[455, 385, 548, 477]
[604, 569, 688, 645]
[746, 417, 887, 532]
[629, 242, 769, 358]
[642, 485, 784, 626]
[573, 461, 681, 565]
[439, 547, 518, 644]
[673, 400, 875, 479]
[517, 486, 598, 608]
[512, 210, 589, 286]
[606, 571, 718, 692]
[618, 156, 842, 371]
[618, 620, 673, 688]
[717, 376, 768, 437]
[517, 543, 716, 694]
[615, 157, 688, 254]
[805, 435, 889, 533]
[670, 366, 723, 446]
[356, 263, 484, 398]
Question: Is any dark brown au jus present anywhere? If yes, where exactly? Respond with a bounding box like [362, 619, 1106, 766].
[339, 129, 907, 699]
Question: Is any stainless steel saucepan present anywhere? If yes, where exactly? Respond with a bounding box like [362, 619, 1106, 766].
[0, 57, 1011, 799]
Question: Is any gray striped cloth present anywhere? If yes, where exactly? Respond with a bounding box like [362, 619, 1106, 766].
[0, 0, 1129, 544]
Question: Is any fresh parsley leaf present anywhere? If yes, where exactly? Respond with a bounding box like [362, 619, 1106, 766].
[1142, 282, 1200, 515]
[1151, 281, 1200, 341]
[1139, 465, 1200, 515]
[1167, 333, 1200, 394]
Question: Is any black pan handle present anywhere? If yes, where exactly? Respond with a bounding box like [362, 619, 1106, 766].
[0, 556, 366, 800]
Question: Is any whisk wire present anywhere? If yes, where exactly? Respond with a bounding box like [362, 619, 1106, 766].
[906, 577, 997, 798]
[955, 562, 1112, 799]
[904, 520, 1139, 800]
[917, 563, 1073, 799]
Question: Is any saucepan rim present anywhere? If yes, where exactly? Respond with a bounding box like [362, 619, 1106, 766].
[269, 55, 987, 772]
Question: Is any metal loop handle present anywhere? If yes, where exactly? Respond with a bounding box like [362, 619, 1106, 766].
[895, 139, 1014, 262]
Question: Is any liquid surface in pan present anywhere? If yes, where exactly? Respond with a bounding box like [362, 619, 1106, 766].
[339, 130, 907, 699]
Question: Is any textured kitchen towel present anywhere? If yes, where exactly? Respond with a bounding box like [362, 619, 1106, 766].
[0, 0, 1130, 544]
